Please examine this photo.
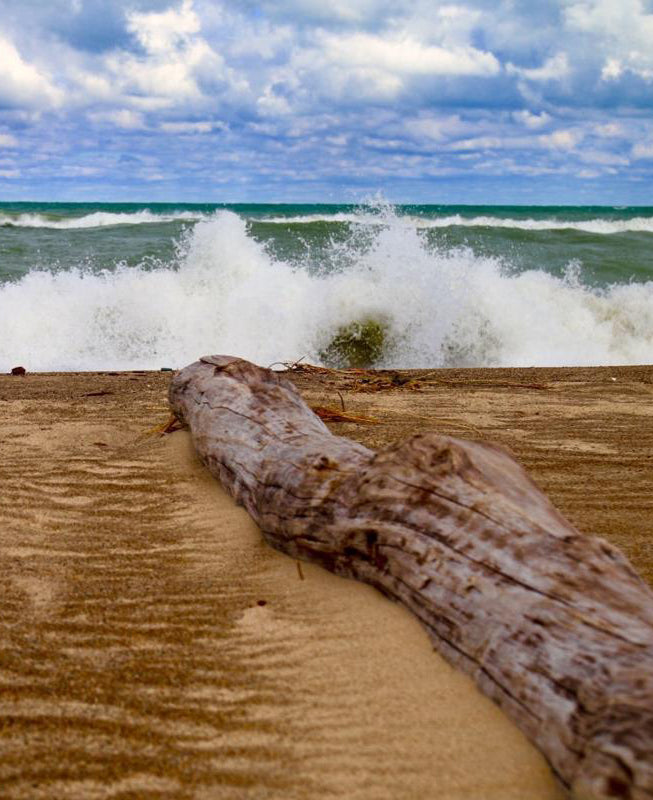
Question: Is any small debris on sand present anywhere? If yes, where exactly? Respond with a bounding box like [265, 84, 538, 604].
[311, 405, 380, 424]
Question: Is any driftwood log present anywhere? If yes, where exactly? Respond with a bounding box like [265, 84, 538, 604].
[169, 355, 653, 800]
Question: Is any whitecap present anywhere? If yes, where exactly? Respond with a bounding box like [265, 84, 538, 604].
[0, 210, 204, 230]
[1, 209, 652, 371]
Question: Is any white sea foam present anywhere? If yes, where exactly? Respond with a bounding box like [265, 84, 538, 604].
[260, 212, 653, 235]
[6, 207, 652, 234]
[0, 210, 204, 229]
[1, 210, 652, 371]
[415, 214, 653, 234]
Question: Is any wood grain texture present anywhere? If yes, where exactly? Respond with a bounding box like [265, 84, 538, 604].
[170, 356, 653, 800]
[0, 369, 563, 800]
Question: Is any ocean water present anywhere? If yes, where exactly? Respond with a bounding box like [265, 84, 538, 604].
[1, 201, 652, 372]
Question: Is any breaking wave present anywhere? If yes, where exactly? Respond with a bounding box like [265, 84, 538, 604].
[260, 213, 653, 235]
[0, 209, 652, 371]
[0, 210, 204, 229]
[5, 207, 653, 235]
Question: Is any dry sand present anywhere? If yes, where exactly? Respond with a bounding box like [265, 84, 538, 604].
[0, 364, 651, 799]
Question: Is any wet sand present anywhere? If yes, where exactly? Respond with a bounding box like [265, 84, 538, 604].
[0, 364, 651, 799]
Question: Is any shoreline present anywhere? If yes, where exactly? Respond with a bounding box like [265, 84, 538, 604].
[1, 363, 651, 798]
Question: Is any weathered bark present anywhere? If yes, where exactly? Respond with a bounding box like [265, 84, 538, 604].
[169, 355, 653, 800]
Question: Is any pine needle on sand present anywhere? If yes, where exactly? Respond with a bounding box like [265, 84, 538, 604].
[145, 414, 185, 436]
[310, 405, 380, 425]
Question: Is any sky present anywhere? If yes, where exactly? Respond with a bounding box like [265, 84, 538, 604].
[0, 0, 652, 204]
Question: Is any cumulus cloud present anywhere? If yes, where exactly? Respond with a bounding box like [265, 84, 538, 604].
[513, 110, 552, 129]
[601, 58, 623, 82]
[75, 0, 251, 119]
[566, 0, 653, 82]
[318, 31, 500, 78]
[507, 53, 570, 82]
[0, 0, 650, 200]
[539, 129, 583, 150]
[127, 0, 200, 53]
[106, 4, 224, 103]
[0, 36, 63, 109]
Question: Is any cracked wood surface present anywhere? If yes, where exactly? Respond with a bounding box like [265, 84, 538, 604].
[169, 355, 653, 800]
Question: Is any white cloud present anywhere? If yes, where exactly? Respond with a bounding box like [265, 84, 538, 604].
[0, 133, 19, 148]
[0, 169, 20, 177]
[513, 110, 552, 129]
[127, 96, 173, 112]
[127, 0, 200, 54]
[87, 109, 146, 129]
[325, 133, 348, 146]
[601, 58, 623, 81]
[160, 120, 219, 133]
[58, 166, 102, 177]
[0, 0, 648, 196]
[248, 0, 403, 26]
[106, 46, 208, 104]
[406, 114, 466, 141]
[0, 36, 63, 109]
[632, 141, 653, 159]
[225, 19, 293, 60]
[104, 0, 240, 107]
[401, 4, 486, 49]
[141, 170, 167, 181]
[257, 85, 293, 116]
[594, 122, 624, 137]
[539, 129, 582, 150]
[449, 136, 505, 150]
[579, 149, 629, 166]
[566, 0, 653, 82]
[507, 53, 570, 82]
[282, 28, 501, 105]
[69, 70, 115, 103]
[319, 31, 501, 78]
[601, 56, 653, 83]
[444, 130, 589, 153]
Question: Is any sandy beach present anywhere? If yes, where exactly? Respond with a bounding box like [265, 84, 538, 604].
[1, 364, 651, 799]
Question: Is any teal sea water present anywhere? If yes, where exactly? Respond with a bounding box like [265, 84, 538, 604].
[1, 202, 652, 370]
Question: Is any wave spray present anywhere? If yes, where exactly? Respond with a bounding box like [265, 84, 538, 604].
[1, 208, 652, 371]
